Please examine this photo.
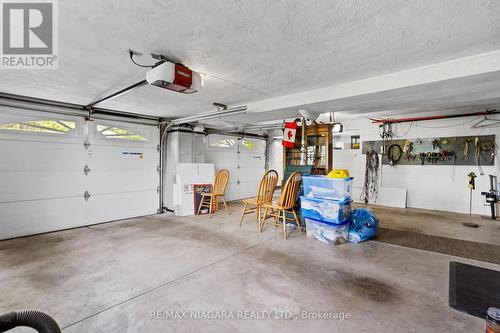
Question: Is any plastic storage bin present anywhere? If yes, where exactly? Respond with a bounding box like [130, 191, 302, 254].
[300, 196, 351, 224]
[304, 218, 349, 245]
[302, 176, 353, 201]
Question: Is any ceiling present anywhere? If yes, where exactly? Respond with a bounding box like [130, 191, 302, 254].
[1, 0, 500, 123]
[219, 69, 500, 124]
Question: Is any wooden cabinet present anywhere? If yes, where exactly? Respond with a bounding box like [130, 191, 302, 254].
[283, 124, 332, 176]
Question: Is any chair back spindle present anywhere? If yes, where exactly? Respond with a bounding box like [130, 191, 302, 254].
[256, 170, 279, 205]
[278, 172, 302, 209]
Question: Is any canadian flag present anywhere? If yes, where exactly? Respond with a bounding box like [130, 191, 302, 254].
[282, 122, 297, 148]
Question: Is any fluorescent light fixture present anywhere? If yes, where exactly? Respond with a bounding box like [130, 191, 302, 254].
[170, 106, 247, 125]
[242, 123, 284, 131]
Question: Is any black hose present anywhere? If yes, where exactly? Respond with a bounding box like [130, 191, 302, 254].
[387, 144, 402, 166]
[0, 310, 61, 333]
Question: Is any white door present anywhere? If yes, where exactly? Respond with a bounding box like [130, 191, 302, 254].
[0, 107, 159, 240]
[205, 135, 266, 201]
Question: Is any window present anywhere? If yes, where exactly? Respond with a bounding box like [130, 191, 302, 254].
[210, 138, 236, 148]
[96, 125, 147, 141]
[351, 135, 360, 149]
[0, 119, 76, 134]
[241, 139, 256, 149]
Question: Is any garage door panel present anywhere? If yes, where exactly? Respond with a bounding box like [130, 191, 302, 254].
[86, 146, 158, 169]
[205, 136, 266, 201]
[206, 163, 238, 177]
[0, 109, 160, 239]
[87, 170, 158, 194]
[0, 198, 87, 239]
[239, 154, 264, 167]
[0, 141, 85, 171]
[0, 170, 84, 202]
[238, 167, 264, 181]
[226, 181, 259, 201]
[85, 191, 158, 223]
[224, 186, 240, 201]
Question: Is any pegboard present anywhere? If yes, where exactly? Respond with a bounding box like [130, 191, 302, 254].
[362, 135, 496, 166]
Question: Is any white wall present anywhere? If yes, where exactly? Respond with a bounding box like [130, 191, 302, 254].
[164, 131, 206, 211]
[334, 113, 499, 215]
[268, 140, 284, 184]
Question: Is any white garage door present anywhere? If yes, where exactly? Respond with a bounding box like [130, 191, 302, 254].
[0, 107, 159, 240]
[205, 134, 266, 201]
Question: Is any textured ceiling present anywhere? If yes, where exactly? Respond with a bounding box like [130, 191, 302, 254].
[0, 0, 500, 120]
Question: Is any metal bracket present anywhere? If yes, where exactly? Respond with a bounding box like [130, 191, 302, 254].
[84, 142, 91, 150]
[157, 165, 162, 173]
[157, 144, 161, 152]
[156, 186, 161, 194]
[83, 164, 91, 176]
[84, 190, 91, 202]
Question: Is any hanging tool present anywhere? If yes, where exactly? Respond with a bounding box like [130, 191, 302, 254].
[378, 121, 393, 156]
[432, 139, 441, 150]
[403, 141, 413, 160]
[475, 137, 483, 175]
[387, 144, 402, 166]
[471, 115, 500, 128]
[360, 150, 379, 204]
[463, 172, 478, 228]
[475, 138, 496, 175]
[463, 138, 471, 160]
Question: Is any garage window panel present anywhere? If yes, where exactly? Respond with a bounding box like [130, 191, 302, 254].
[0, 119, 77, 135]
[241, 139, 255, 149]
[209, 137, 236, 148]
[96, 124, 148, 141]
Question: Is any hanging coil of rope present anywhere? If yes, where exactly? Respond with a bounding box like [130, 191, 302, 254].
[360, 150, 379, 204]
[387, 144, 402, 166]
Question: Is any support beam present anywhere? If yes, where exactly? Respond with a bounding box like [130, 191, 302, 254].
[86, 80, 148, 109]
[244, 49, 500, 114]
[0, 92, 159, 125]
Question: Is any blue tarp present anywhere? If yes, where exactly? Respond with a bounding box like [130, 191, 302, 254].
[347, 208, 379, 243]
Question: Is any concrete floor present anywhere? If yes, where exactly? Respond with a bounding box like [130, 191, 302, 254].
[358, 204, 500, 245]
[1, 203, 497, 332]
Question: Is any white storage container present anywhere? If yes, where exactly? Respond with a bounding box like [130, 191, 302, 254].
[304, 217, 349, 245]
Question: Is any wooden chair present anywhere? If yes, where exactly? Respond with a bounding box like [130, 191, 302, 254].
[239, 170, 279, 227]
[197, 169, 230, 218]
[260, 172, 303, 240]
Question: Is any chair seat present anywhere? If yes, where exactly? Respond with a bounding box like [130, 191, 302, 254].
[201, 192, 224, 197]
[242, 197, 258, 205]
[262, 202, 284, 210]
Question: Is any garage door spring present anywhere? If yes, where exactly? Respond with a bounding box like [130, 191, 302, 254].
[360, 150, 379, 204]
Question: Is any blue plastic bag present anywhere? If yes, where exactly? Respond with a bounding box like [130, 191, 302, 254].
[348, 208, 378, 243]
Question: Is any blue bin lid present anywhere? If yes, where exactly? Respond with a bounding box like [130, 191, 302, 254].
[300, 196, 352, 204]
[302, 175, 353, 180]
